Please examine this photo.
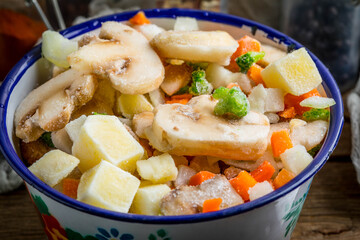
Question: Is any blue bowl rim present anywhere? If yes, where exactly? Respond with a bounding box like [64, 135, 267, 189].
[0, 8, 344, 224]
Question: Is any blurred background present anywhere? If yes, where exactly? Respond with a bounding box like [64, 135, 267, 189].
[0, 0, 360, 92]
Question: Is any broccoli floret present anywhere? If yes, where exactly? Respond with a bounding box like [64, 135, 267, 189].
[92, 112, 107, 115]
[302, 108, 330, 121]
[40, 132, 54, 148]
[186, 62, 209, 70]
[308, 144, 321, 157]
[189, 69, 213, 95]
[212, 86, 250, 119]
[175, 85, 190, 95]
[236, 51, 265, 73]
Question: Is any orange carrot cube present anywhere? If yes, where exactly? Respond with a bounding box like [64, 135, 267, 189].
[278, 107, 297, 119]
[202, 198, 222, 213]
[62, 178, 80, 199]
[226, 35, 261, 72]
[229, 171, 257, 201]
[284, 89, 321, 115]
[271, 130, 293, 158]
[247, 64, 265, 86]
[250, 160, 275, 182]
[188, 171, 216, 186]
[129, 11, 151, 25]
[273, 169, 295, 189]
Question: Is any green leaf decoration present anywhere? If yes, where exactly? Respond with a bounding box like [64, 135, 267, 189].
[65, 228, 98, 240]
[157, 229, 167, 238]
[148, 229, 170, 240]
[65, 228, 84, 240]
[283, 192, 308, 237]
[31, 194, 50, 216]
[148, 234, 157, 240]
[84, 236, 98, 240]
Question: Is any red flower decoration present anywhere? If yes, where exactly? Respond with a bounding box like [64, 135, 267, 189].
[41, 214, 67, 240]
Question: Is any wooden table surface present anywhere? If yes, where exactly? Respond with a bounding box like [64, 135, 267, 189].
[1, 100, 359, 239]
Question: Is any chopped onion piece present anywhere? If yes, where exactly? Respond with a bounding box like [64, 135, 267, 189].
[174, 17, 199, 31]
[42, 30, 78, 68]
[299, 96, 336, 109]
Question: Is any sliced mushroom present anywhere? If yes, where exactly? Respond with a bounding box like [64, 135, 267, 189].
[150, 30, 239, 66]
[161, 175, 243, 215]
[290, 120, 329, 150]
[71, 78, 116, 119]
[68, 22, 164, 95]
[145, 95, 270, 160]
[15, 69, 97, 142]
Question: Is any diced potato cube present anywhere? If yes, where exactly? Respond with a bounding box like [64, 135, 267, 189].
[130, 184, 171, 215]
[248, 84, 267, 113]
[174, 17, 199, 31]
[148, 88, 165, 107]
[72, 115, 144, 173]
[117, 94, 154, 119]
[280, 145, 313, 175]
[261, 48, 322, 96]
[136, 153, 178, 183]
[206, 63, 252, 94]
[77, 160, 140, 213]
[65, 115, 87, 142]
[265, 88, 284, 112]
[29, 150, 79, 187]
[248, 181, 274, 201]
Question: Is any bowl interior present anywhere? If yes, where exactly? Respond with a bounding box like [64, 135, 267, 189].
[0, 8, 344, 223]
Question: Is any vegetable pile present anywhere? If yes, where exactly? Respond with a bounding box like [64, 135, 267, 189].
[15, 11, 335, 216]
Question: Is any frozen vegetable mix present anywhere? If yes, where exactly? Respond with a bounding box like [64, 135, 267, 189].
[14, 12, 335, 216]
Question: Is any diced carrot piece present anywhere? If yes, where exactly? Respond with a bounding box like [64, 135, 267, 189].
[165, 93, 192, 105]
[165, 98, 189, 105]
[170, 94, 193, 100]
[229, 171, 257, 201]
[284, 89, 321, 115]
[188, 171, 216, 186]
[129, 11, 150, 25]
[202, 198, 222, 213]
[62, 178, 80, 199]
[271, 129, 293, 158]
[273, 169, 295, 189]
[278, 107, 297, 119]
[250, 160, 275, 182]
[247, 64, 265, 85]
[237, 35, 262, 56]
[226, 35, 261, 72]
[226, 82, 241, 89]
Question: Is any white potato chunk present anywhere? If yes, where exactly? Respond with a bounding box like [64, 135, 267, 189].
[280, 145, 313, 175]
[29, 150, 79, 187]
[248, 181, 274, 201]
